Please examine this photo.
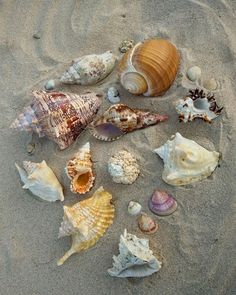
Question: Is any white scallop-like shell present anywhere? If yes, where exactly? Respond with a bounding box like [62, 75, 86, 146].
[15, 160, 64, 202]
[154, 133, 220, 186]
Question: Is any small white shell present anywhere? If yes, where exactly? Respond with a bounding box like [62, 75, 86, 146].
[15, 160, 64, 202]
[128, 201, 142, 215]
[186, 66, 201, 82]
[107, 87, 120, 104]
[203, 78, 218, 91]
[44, 79, 55, 91]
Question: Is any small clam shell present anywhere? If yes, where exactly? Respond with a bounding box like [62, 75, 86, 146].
[128, 201, 142, 215]
[203, 78, 218, 91]
[138, 213, 158, 234]
[149, 190, 177, 216]
[186, 66, 201, 82]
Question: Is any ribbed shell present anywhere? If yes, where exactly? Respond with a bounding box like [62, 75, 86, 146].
[57, 187, 114, 265]
[119, 39, 180, 96]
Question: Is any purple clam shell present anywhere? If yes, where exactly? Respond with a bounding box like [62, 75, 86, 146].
[148, 190, 177, 216]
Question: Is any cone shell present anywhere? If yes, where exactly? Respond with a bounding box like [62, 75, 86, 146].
[57, 186, 115, 266]
[138, 213, 158, 234]
[89, 104, 168, 141]
[65, 142, 95, 194]
[119, 39, 180, 96]
[149, 190, 177, 216]
[10, 90, 102, 150]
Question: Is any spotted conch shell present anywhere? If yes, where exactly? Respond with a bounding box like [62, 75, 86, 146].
[57, 186, 115, 266]
[118, 39, 180, 96]
[60, 51, 116, 85]
[154, 133, 220, 186]
[108, 229, 162, 278]
[65, 142, 95, 194]
[10, 90, 101, 150]
[176, 89, 223, 123]
[15, 161, 64, 202]
[89, 104, 168, 141]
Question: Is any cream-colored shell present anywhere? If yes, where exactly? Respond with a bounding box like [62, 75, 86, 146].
[108, 150, 140, 184]
[15, 160, 64, 202]
[154, 133, 220, 186]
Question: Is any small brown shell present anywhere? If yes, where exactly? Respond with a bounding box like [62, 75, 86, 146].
[138, 213, 158, 234]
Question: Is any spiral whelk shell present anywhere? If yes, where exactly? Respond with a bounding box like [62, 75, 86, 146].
[118, 39, 180, 96]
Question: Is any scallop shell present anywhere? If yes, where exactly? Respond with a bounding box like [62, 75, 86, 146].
[108, 150, 140, 184]
[128, 201, 142, 216]
[108, 229, 162, 278]
[89, 104, 168, 141]
[60, 51, 116, 85]
[57, 186, 115, 266]
[149, 190, 177, 216]
[154, 132, 220, 186]
[65, 142, 95, 194]
[138, 213, 158, 234]
[15, 160, 64, 202]
[118, 39, 180, 96]
[10, 90, 101, 150]
[176, 89, 223, 123]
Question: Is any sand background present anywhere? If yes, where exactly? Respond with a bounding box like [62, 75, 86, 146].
[0, 0, 236, 294]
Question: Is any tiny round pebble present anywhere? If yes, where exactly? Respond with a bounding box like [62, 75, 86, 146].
[203, 78, 218, 91]
[186, 66, 201, 82]
[107, 87, 121, 104]
[33, 33, 41, 39]
[44, 79, 55, 91]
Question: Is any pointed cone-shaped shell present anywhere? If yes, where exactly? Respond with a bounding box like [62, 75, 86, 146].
[148, 190, 177, 216]
[176, 89, 223, 123]
[60, 51, 116, 85]
[89, 104, 168, 141]
[15, 160, 64, 202]
[154, 133, 220, 186]
[138, 213, 158, 234]
[11, 91, 102, 150]
[65, 142, 95, 194]
[57, 186, 115, 266]
[119, 39, 180, 96]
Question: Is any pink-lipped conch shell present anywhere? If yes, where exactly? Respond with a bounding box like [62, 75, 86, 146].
[148, 190, 177, 216]
[10, 90, 102, 150]
[89, 104, 168, 141]
[176, 88, 223, 123]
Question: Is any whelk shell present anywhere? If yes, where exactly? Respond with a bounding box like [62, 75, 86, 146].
[65, 142, 95, 194]
[57, 186, 115, 266]
[149, 190, 177, 216]
[138, 213, 158, 234]
[118, 39, 180, 96]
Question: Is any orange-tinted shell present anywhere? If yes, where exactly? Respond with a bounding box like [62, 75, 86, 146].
[119, 39, 180, 96]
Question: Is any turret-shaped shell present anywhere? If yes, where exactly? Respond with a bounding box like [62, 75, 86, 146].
[108, 229, 162, 278]
[176, 89, 223, 123]
[154, 133, 220, 186]
[57, 186, 115, 266]
[89, 104, 168, 141]
[15, 160, 64, 202]
[10, 91, 101, 150]
[65, 142, 95, 194]
[118, 39, 180, 96]
[108, 150, 140, 184]
[60, 51, 116, 85]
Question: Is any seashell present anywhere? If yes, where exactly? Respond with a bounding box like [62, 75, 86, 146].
[10, 90, 101, 150]
[186, 66, 201, 82]
[44, 79, 55, 91]
[60, 51, 116, 85]
[65, 142, 95, 194]
[154, 132, 220, 186]
[128, 201, 142, 216]
[57, 186, 114, 266]
[149, 190, 177, 216]
[108, 150, 140, 184]
[107, 87, 120, 104]
[108, 229, 162, 277]
[203, 78, 218, 91]
[118, 39, 180, 96]
[119, 40, 134, 53]
[176, 89, 223, 123]
[89, 104, 168, 141]
[15, 160, 64, 202]
[138, 213, 158, 234]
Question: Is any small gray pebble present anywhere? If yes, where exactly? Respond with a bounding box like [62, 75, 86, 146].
[33, 33, 41, 39]
[26, 142, 36, 155]
[187, 66, 201, 82]
[44, 79, 55, 91]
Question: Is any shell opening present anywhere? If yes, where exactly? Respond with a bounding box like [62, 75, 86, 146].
[72, 171, 93, 192]
[122, 72, 148, 95]
[193, 98, 210, 110]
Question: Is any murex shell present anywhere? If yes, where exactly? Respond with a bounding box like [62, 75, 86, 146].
[57, 186, 114, 266]
[89, 104, 168, 141]
[118, 39, 180, 96]
[11, 90, 101, 150]
[60, 51, 116, 85]
[149, 190, 177, 216]
[108, 150, 140, 184]
[15, 160, 64, 202]
[154, 132, 220, 186]
[108, 229, 162, 278]
[65, 142, 95, 194]
[176, 89, 223, 123]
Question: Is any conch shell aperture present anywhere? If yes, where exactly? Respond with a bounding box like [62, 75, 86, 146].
[57, 186, 114, 266]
